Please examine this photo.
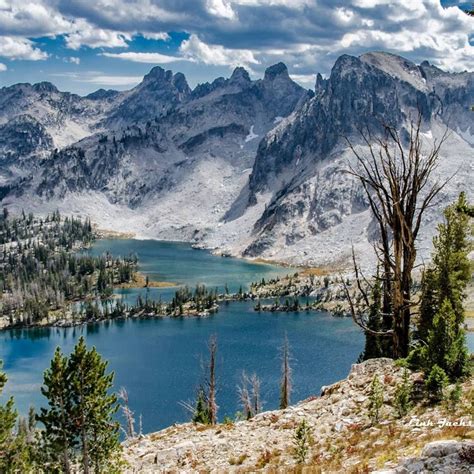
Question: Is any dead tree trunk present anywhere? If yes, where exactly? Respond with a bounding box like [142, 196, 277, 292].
[346, 117, 449, 358]
[207, 335, 218, 425]
[279, 335, 292, 409]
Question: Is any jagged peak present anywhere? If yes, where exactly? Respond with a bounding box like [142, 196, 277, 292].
[264, 62, 289, 81]
[172, 72, 191, 94]
[86, 88, 119, 100]
[360, 51, 429, 91]
[32, 81, 58, 94]
[229, 66, 251, 83]
[142, 66, 173, 83]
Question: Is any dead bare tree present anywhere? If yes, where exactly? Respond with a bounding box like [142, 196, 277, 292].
[250, 373, 262, 416]
[207, 335, 218, 425]
[238, 371, 262, 419]
[346, 116, 450, 358]
[118, 387, 135, 440]
[238, 371, 252, 419]
[279, 334, 292, 409]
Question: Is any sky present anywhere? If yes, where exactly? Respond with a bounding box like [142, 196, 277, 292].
[0, 0, 472, 95]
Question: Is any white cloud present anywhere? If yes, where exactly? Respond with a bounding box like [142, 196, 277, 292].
[101, 51, 181, 63]
[0, 1, 73, 37]
[66, 56, 80, 64]
[290, 73, 315, 87]
[206, 0, 236, 19]
[0, 62, 7, 71]
[141, 32, 170, 41]
[180, 34, 259, 67]
[0, 36, 47, 60]
[65, 20, 131, 49]
[81, 75, 143, 86]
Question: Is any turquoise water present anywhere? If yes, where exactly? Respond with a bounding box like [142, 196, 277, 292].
[87, 239, 293, 303]
[2, 239, 470, 434]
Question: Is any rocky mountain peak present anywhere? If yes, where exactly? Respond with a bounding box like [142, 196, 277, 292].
[142, 66, 173, 84]
[172, 72, 191, 94]
[229, 66, 251, 84]
[85, 88, 120, 101]
[31, 82, 59, 94]
[264, 62, 289, 81]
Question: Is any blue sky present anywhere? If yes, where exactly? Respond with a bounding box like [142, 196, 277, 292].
[0, 0, 472, 95]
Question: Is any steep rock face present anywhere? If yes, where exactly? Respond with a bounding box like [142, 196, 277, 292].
[10, 64, 308, 239]
[236, 52, 473, 265]
[0, 53, 472, 266]
[0, 115, 53, 198]
[0, 82, 117, 149]
[105, 67, 191, 128]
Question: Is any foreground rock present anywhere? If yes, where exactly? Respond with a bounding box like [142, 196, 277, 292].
[123, 359, 473, 472]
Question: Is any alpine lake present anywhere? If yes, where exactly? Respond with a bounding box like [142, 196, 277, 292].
[1, 239, 471, 433]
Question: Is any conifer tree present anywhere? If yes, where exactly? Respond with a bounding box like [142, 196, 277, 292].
[414, 193, 471, 380]
[39, 338, 121, 473]
[360, 271, 385, 360]
[0, 361, 18, 472]
[38, 348, 75, 473]
[416, 267, 438, 343]
[68, 337, 120, 473]
[424, 299, 469, 380]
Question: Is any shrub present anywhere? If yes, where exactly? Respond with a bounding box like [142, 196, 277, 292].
[368, 375, 384, 425]
[293, 419, 312, 464]
[394, 369, 412, 418]
[446, 382, 462, 412]
[425, 364, 448, 402]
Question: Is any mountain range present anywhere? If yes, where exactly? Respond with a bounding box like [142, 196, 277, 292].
[0, 51, 472, 267]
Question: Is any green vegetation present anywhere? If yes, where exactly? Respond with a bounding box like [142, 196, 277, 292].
[292, 419, 312, 464]
[425, 364, 448, 403]
[368, 375, 383, 425]
[0, 337, 121, 472]
[0, 210, 136, 328]
[393, 369, 412, 418]
[169, 284, 218, 315]
[414, 193, 471, 380]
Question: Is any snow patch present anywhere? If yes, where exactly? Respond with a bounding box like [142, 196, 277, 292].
[244, 125, 259, 143]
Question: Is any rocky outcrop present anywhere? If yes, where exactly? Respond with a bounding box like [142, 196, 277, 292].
[378, 440, 474, 473]
[122, 359, 473, 472]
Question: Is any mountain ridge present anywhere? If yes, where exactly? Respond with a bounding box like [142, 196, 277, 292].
[0, 52, 472, 267]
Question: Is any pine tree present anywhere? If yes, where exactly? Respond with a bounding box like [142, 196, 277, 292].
[413, 193, 471, 380]
[416, 267, 438, 343]
[0, 361, 18, 472]
[368, 375, 383, 425]
[360, 271, 384, 360]
[38, 348, 75, 473]
[433, 193, 471, 328]
[68, 337, 120, 473]
[424, 299, 469, 380]
[39, 338, 121, 473]
[192, 387, 211, 424]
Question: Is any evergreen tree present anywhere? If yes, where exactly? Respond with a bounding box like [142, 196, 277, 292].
[368, 375, 383, 425]
[192, 387, 211, 424]
[68, 337, 120, 473]
[424, 299, 469, 380]
[433, 193, 471, 328]
[0, 361, 18, 472]
[39, 338, 121, 473]
[38, 348, 75, 473]
[416, 267, 438, 343]
[360, 271, 384, 360]
[414, 193, 471, 380]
